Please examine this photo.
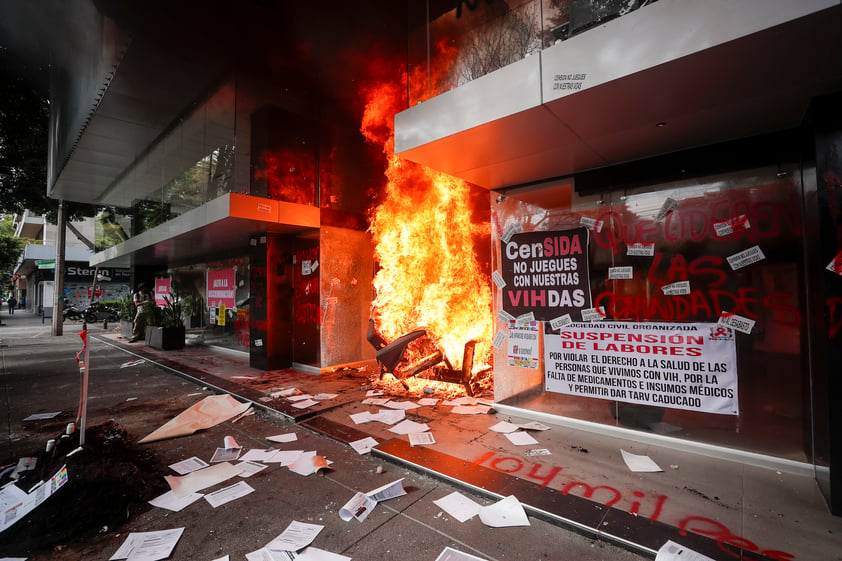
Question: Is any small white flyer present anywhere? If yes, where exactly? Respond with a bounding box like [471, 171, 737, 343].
[581, 307, 606, 322]
[496, 309, 515, 323]
[504, 431, 539, 446]
[607, 266, 633, 280]
[501, 222, 523, 243]
[655, 197, 679, 221]
[718, 312, 755, 334]
[727, 245, 765, 270]
[491, 271, 506, 288]
[349, 436, 379, 455]
[204, 481, 255, 508]
[549, 313, 572, 331]
[826, 250, 842, 275]
[621, 449, 662, 472]
[713, 214, 750, 237]
[662, 280, 691, 296]
[169, 456, 210, 475]
[492, 329, 506, 349]
[409, 432, 436, 446]
[579, 216, 604, 232]
[627, 242, 655, 256]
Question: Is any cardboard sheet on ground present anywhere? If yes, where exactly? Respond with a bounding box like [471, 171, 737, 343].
[478, 495, 530, 527]
[110, 527, 184, 561]
[656, 541, 715, 561]
[165, 461, 242, 497]
[139, 394, 251, 443]
[621, 449, 662, 472]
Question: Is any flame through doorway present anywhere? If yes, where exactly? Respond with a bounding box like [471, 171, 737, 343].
[360, 54, 494, 397]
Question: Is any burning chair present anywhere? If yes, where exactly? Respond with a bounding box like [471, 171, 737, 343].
[367, 319, 476, 396]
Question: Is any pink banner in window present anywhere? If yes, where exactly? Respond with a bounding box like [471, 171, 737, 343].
[208, 268, 236, 308]
[155, 278, 171, 307]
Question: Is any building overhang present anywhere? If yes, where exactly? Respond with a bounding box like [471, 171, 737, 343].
[394, 0, 842, 190]
[15, 244, 93, 278]
[90, 193, 320, 268]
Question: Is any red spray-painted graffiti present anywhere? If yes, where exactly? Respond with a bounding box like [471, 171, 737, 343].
[473, 452, 795, 561]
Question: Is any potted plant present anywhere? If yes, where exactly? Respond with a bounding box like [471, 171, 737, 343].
[118, 293, 135, 339]
[144, 293, 185, 350]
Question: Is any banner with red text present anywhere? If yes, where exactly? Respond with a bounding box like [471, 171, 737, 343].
[207, 268, 236, 308]
[499, 227, 591, 321]
[544, 322, 739, 415]
[154, 277, 171, 307]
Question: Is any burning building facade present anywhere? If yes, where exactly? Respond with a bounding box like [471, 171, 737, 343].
[12, 0, 842, 514]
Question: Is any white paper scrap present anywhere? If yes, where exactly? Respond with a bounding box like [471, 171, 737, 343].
[479, 495, 530, 527]
[266, 433, 298, 443]
[362, 397, 390, 406]
[580, 216, 604, 232]
[662, 281, 691, 296]
[210, 447, 242, 463]
[165, 462, 243, 497]
[366, 478, 406, 502]
[288, 451, 329, 476]
[827, 250, 842, 275]
[269, 449, 305, 466]
[239, 449, 279, 463]
[621, 449, 663, 472]
[492, 329, 506, 349]
[383, 400, 421, 410]
[349, 436, 379, 455]
[655, 540, 716, 561]
[365, 389, 384, 396]
[581, 307, 606, 322]
[268, 520, 324, 553]
[292, 547, 351, 561]
[713, 215, 750, 237]
[204, 481, 255, 508]
[491, 270, 506, 289]
[505, 431, 539, 446]
[110, 527, 184, 561]
[434, 547, 489, 561]
[727, 245, 765, 270]
[409, 432, 436, 447]
[148, 490, 203, 512]
[446, 396, 477, 406]
[549, 313, 573, 330]
[349, 412, 374, 424]
[236, 461, 269, 477]
[120, 359, 146, 368]
[489, 421, 519, 433]
[22, 412, 61, 421]
[371, 409, 405, 425]
[433, 492, 482, 523]
[517, 421, 551, 431]
[608, 266, 633, 280]
[417, 398, 439, 406]
[339, 491, 377, 522]
[212, 556, 230, 561]
[496, 308, 515, 323]
[627, 242, 655, 256]
[451, 405, 491, 415]
[286, 394, 314, 402]
[291, 398, 320, 409]
[718, 312, 755, 334]
[388, 419, 430, 435]
[655, 197, 679, 221]
[313, 393, 338, 400]
[501, 221, 523, 243]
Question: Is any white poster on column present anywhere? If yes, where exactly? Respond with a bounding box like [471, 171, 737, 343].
[544, 322, 739, 415]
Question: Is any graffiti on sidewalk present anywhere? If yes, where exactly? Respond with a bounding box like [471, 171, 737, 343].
[473, 451, 795, 561]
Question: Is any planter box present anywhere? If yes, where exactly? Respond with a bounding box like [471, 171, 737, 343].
[120, 320, 134, 340]
[145, 326, 185, 350]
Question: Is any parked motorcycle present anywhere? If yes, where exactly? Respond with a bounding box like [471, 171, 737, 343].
[63, 301, 120, 324]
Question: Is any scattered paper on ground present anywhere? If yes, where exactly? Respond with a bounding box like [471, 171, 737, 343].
[204, 481, 255, 508]
[361, 397, 390, 406]
[417, 398, 438, 406]
[621, 449, 663, 472]
[169, 456, 210, 475]
[22, 411, 61, 421]
[434, 546, 488, 561]
[367, 478, 406, 502]
[443, 397, 477, 406]
[504, 431, 538, 446]
[433, 492, 481, 522]
[388, 419, 429, 435]
[339, 491, 377, 522]
[223, 436, 241, 449]
[451, 405, 490, 415]
[271, 450, 306, 466]
[288, 452, 329, 476]
[247, 547, 350, 561]
[478, 495, 530, 527]
[266, 433, 298, 443]
[409, 432, 435, 446]
[165, 462, 242, 497]
[517, 421, 550, 431]
[286, 394, 313, 402]
[110, 527, 184, 561]
[120, 359, 145, 368]
[365, 389, 383, 397]
[149, 490, 204, 512]
[656, 541, 715, 561]
[371, 409, 405, 425]
[349, 436, 379, 454]
[383, 400, 420, 410]
[0, 465, 68, 533]
[292, 398, 320, 409]
[313, 393, 337, 400]
[139, 394, 251, 443]
[240, 449, 281, 463]
[489, 421, 519, 433]
[210, 447, 241, 463]
[267, 520, 323, 552]
[236, 461, 269, 477]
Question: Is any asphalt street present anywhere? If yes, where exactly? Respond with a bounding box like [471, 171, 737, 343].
[0, 312, 646, 561]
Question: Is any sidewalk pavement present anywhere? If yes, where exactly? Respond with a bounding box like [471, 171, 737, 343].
[2, 310, 841, 561]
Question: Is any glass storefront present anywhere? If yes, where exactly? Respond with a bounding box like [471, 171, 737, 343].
[491, 163, 810, 461]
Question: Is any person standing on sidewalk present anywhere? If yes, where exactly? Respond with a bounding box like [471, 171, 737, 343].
[129, 283, 151, 342]
[7, 295, 17, 315]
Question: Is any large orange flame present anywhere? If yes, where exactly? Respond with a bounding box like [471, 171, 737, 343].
[361, 46, 493, 373]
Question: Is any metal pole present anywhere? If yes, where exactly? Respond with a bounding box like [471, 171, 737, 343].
[52, 200, 66, 336]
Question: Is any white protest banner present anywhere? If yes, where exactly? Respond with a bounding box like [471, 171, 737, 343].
[544, 322, 738, 415]
[507, 320, 540, 369]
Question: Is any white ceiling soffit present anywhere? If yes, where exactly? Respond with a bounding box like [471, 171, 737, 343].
[394, 0, 842, 190]
[49, 35, 229, 206]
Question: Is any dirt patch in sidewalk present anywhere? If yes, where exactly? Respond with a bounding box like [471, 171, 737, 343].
[0, 421, 168, 557]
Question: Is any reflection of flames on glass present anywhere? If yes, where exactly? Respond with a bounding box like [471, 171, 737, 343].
[253, 149, 315, 205]
[360, 45, 493, 397]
